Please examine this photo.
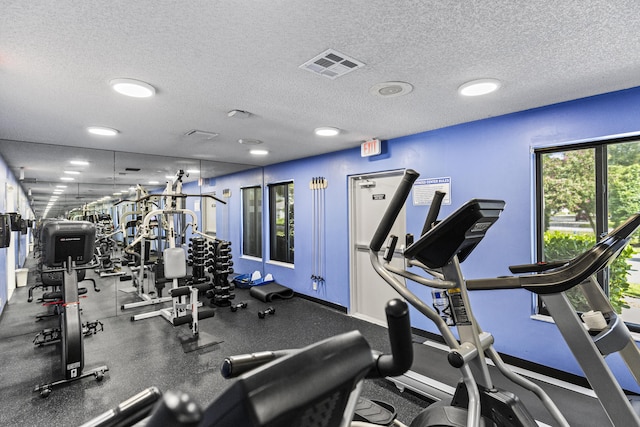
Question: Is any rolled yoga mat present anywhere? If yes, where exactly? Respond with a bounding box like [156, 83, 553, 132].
[249, 282, 294, 302]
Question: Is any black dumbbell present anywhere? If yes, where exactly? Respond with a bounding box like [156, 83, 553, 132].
[230, 301, 248, 312]
[258, 307, 275, 319]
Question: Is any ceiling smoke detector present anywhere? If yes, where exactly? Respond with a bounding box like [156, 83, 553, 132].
[370, 81, 413, 98]
[300, 49, 365, 80]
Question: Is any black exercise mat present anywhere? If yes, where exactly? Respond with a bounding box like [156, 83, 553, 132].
[249, 283, 294, 302]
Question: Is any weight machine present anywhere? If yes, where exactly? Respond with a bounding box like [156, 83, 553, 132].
[120, 171, 226, 345]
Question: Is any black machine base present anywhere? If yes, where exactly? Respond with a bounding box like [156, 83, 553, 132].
[33, 365, 109, 398]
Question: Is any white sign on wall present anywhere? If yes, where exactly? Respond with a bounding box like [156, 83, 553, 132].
[412, 177, 451, 206]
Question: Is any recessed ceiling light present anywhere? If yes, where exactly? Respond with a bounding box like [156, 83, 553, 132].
[458, 78, 501, 97]
[186, 169, 200, 174]
[60, 177, 75, 181]
[315, 127, 340, 137]
[369, 81, 413, 98]
[149, 180, 159, 185]
[63, 170, 80, 175]
[56, 185, 67, 188]
[250, 149, 269, 156]
[110, 78, 156, 98]
[87, 126, 119, 136]
[69, 160, 89, 166]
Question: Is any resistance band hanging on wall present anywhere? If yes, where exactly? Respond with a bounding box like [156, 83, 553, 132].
[310, 177, 327, 291]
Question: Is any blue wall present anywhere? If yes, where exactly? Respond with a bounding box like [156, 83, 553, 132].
[183, 86, 640, 391]
[0, 153, 33, 316]
[0, 160, 6, 315]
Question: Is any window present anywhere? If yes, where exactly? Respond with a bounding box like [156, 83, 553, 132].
[535, 138, 640, 327]
[269, 181, 294, 263]
[241, 186, 262, 258]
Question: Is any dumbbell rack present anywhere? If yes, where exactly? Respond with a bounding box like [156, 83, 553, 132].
[187, 237, 211, 289]
[205, 240, 235, 307]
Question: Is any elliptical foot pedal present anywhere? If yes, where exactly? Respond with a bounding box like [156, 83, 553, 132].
[353, 397, 397, 426]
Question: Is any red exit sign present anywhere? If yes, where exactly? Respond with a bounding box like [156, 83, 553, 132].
[361, 139, 381, 157]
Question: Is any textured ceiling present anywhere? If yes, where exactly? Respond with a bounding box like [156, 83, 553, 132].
[2, 1, 640, 217]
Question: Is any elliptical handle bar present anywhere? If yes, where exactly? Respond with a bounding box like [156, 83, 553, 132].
[220, 350, 293, 379]
[369, 169, 420, 252]
[421, 190, 445, 236]
[222, 299, 413, 380]
[370, 299, 413, 378]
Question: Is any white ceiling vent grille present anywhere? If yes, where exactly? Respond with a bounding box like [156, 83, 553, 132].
[185, 130, 219, 140]
[300, 49, 365, 79]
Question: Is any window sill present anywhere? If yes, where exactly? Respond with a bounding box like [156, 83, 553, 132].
[266, 260, 295, 269]
[241, 255, 262, 262]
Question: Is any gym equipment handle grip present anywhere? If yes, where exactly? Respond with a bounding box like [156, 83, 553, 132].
[220, 350, 293, 378]
[80, 386, 162, 427]
[421, 190, 445, 236]
[369, 169, 420, 252]
[509, 261, 567, 274]
[371, 299, 413, 378]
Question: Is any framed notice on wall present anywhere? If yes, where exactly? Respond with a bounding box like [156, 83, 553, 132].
[412, 177, 451, 206]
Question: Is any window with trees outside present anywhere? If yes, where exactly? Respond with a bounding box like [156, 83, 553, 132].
[241, 186, 262, 258]
[536, 137, 640, 329]
[269, 181, 294, 264]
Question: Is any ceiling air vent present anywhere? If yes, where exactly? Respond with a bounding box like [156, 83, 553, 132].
[300, 49, 365, 79]
[185, 130, 219, 140]
[125, 167, 141, 172]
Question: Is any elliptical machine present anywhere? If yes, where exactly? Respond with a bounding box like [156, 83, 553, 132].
[369, 169, 569, 427]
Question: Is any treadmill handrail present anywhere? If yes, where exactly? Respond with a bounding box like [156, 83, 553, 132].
[467, 213, 640, 294]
